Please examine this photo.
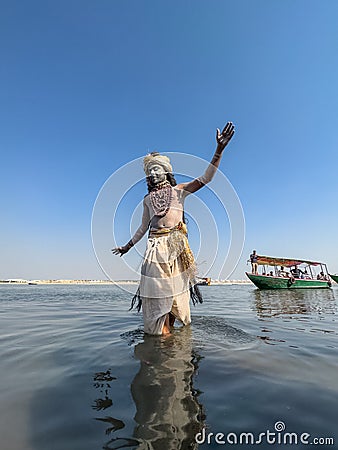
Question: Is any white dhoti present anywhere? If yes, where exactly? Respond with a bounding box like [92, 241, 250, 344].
[132, 223, 201, 335]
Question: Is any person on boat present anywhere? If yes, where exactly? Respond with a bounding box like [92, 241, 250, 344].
[277, 266, 289, 278]
[249, 250, 258, 275]
[300, 268, 311, 279]
[290, 266, 304, 279]
[112, 122, 235, 335]
[317, 271, 327, 281]
[302, 269, 311, 279]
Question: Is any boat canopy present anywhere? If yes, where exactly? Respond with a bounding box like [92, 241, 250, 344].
[256, 255, 322, 267]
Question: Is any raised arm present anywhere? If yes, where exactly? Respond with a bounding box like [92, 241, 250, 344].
[177, 122, 235, 195]
[112, 197, 150, 256]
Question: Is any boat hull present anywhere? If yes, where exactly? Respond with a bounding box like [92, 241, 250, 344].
[330, 274, 338, 284]
[245, 272, 331, 290]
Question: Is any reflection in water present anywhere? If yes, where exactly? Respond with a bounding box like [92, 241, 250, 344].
[93, 326, 205, 449]
[131, 326, 204, 449]
[95, 416, 125, 434]
[92, 370, 116, 412]
[253, 288, 337, 319]
[92, 369, 130, 447]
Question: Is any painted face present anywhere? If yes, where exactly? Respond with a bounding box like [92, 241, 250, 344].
[148, 163, 167, 185]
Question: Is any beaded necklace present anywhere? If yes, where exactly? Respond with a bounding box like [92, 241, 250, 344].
[150, 181, 172, 217]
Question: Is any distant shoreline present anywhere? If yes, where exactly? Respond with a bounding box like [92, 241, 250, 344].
[0, 279, 251, 286]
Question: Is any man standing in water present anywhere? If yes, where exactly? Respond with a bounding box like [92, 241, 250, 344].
[112, 122, 235, 335]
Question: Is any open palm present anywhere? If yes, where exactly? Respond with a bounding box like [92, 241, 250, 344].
[216, 121, 235, 152]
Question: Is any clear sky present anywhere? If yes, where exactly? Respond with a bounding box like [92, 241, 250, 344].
[1, 0, 338, 280]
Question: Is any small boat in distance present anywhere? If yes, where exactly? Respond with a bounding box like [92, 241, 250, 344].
[196, 277, 211, 286]
[246, 255, 332, 289]
[329, 274, 338, 284]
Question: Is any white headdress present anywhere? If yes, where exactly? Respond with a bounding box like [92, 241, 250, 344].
[143, 152, 173, 176]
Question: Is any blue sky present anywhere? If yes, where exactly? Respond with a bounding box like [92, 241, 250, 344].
[1, 0, 338, 280]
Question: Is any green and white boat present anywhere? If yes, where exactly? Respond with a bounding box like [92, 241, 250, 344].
[329, 274, 338, 284]
[246, 255, 332, 290]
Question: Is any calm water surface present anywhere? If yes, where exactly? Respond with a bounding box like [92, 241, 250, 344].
[0, 284, 337, 449]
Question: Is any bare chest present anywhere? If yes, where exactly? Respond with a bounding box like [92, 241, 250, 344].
[146, 187, 185, 228]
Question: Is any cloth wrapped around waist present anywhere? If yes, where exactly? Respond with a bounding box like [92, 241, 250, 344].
[130, 221, 203, 311]
[148, 221, 196, 279]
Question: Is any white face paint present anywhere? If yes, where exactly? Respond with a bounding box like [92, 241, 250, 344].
[148, 163, 167, 185]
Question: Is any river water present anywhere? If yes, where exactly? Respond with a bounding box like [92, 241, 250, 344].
[0, 284, 337, 449]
